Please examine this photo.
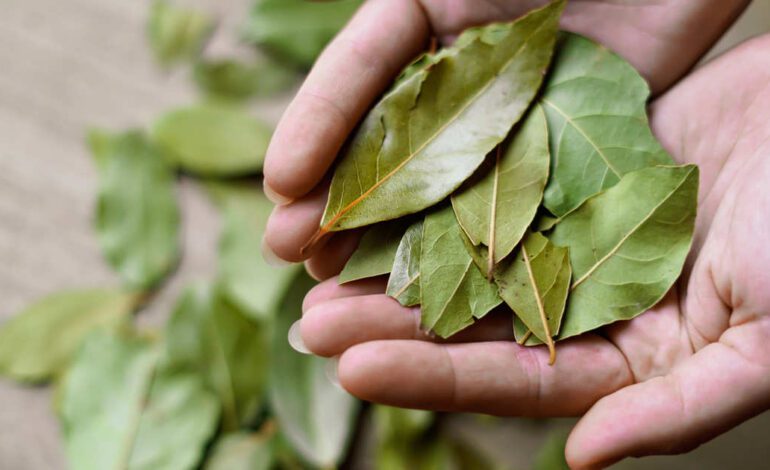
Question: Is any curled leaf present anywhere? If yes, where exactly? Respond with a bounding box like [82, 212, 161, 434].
[386, 220, 423, 306]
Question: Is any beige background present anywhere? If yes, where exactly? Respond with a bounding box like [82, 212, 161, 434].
[0, 1, 768, 468]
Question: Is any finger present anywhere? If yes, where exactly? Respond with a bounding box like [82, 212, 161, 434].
[337, 336, 632, 415]
[302, 276, 387, 313]
[305, 230, 363, 281]
[264, 182, 330, 262]
[263, 0, 430, 199]
[566, 329, 770, 470]
[301, 294, 515, 357]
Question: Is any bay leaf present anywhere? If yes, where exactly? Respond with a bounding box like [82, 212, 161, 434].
[151, 104, 272, 177]
[0, 288, 137, 382]
[339, 220, 409, 283]
[60, 330, 219, 470]
[204, 428, 275, 470]
[207, 182, 302, 319]
[495, 232, 571, 363]
[243, 0, 362, 68]
[385, 220, 423, 306]
[93, 131, 180, 290]
[373, 406, 435, 469]
[193, 57, 298, 102]
[268, 271, 359, 468]
[315, 1, 564, 239]
[147, 0, 214, 67]
[550, 164, 698, 339]
[420, 206, 501, 338]
[165, 283, 269, 431]
[541, 33, 674, 217]
[452, 105, 550, 271]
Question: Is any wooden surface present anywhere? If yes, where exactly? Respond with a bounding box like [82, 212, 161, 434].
[0, 1, 768, 469]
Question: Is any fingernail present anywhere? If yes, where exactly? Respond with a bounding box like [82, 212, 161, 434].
[325, 356, 342, 390]
[288, 320, 311, 354]
[261, 236, 292, 268]
[263, 181, 293, 206]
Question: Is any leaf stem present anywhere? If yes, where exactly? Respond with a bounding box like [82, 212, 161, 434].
[517, 330, 532, 345]
[487, 146, 501, 280]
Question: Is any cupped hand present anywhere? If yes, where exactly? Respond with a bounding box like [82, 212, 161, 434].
[262, 0, 749, 276]
[297, 36, 770, 469]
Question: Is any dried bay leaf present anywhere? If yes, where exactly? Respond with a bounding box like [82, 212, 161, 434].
[93, 131, 180, 290]
[165, 283, 269, 431]
[339, 220, 409, 283]
[151, 104, 272, 177]
[495, 232, 571, 363]
[207, 182, 302, 319]
[268, 271, 359, 468]
[452, 105, 550, 272]
[0, 289, 137, 382]
[193, 57, 298, 102]
[550, 165, 698, 339]
[420, 206, 501, 338]
[147, 0, 214, 67]
[541, 33, 674, 217]
[386, 220, 423, 306]
[60, 330, 219, 470]
[314, 1, 564, 240]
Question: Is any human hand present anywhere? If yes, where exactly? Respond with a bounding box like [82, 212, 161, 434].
[296, 35, 770, 468]
[262, 0, 749, 278]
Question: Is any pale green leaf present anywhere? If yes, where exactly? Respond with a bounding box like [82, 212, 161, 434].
[151, 104, 272, 177]
[165, 283, 269, 431]
[193, 57, 297, 102]
[373, 406, 435, 470]
[207, 182, 302, 319]
[385, 220, 423, 306]
[60, 331, 219, 470]
[204, 429, 275, 470]
[420, 206, 501, 338]
[541, 33, 674, 217]
[147, 0, 214, 66]
[452, 105, 550, 270]
[93, 131, 180, 290]
[243, 0, 362, 68]
[339, 220, 409, 283]
[551, 165, 698, 339]
[268, 271, 359, 468]
[318, 2, 564, 235]
[0, 289, 137, 382]
[495, 232, 571, 359]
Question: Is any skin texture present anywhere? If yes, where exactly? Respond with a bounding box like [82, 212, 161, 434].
[263, 0, 769, 467]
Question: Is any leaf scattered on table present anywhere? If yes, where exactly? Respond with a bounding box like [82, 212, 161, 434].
[386, 220, 423, 306]
[152, 104, 272, 177]
[193, 57, 297, 102]
[0, 289, 137, 382]
[550, 164, 698, 339]
[147, 0, 214, 67]
[339, 220, 409, 283]
[93, 131, 180, 290]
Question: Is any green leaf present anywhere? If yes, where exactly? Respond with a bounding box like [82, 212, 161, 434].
[60, 330, 219, 470]
[268, 271, 359, 468]
[207, 182, 302, 319]
[541, 33, 674, 217]
[0, 289, 137, 382]
[243, 0, 363, 68]
[373, 406, 435, 469]
[147, 0, 214, 66]
[151, 104, 272, 177]
[165, 283, 269, 431]
[495, 232, 571, 362]
[204, 427, 276, 470]
[420, 206, 501, 338]
[550, 165, 698, 339]
[533, 429, 570, 470]
[93, 131, 180, 290]
[316, 1, 564, 236]
[386, 220, 423, 306]
[193, 58, 297, 102]
[339, 220, 409, 283]
[452, 105, 550, 271]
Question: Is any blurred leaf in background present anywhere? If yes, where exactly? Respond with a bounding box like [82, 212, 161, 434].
[268, 270, 360, 468]
[0, 289, 138, 383]
[193, 57, 298, 102]
[204, 425, 276, 470]
[165, 283, 269, 431]
[91, 131, 180, 290]
[147, 0, 215, 67]
[533, 429, 570, 470]
[243, 0, 363, 68]
[60, 330, 220, 470]
[151, 104, 272, 177]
